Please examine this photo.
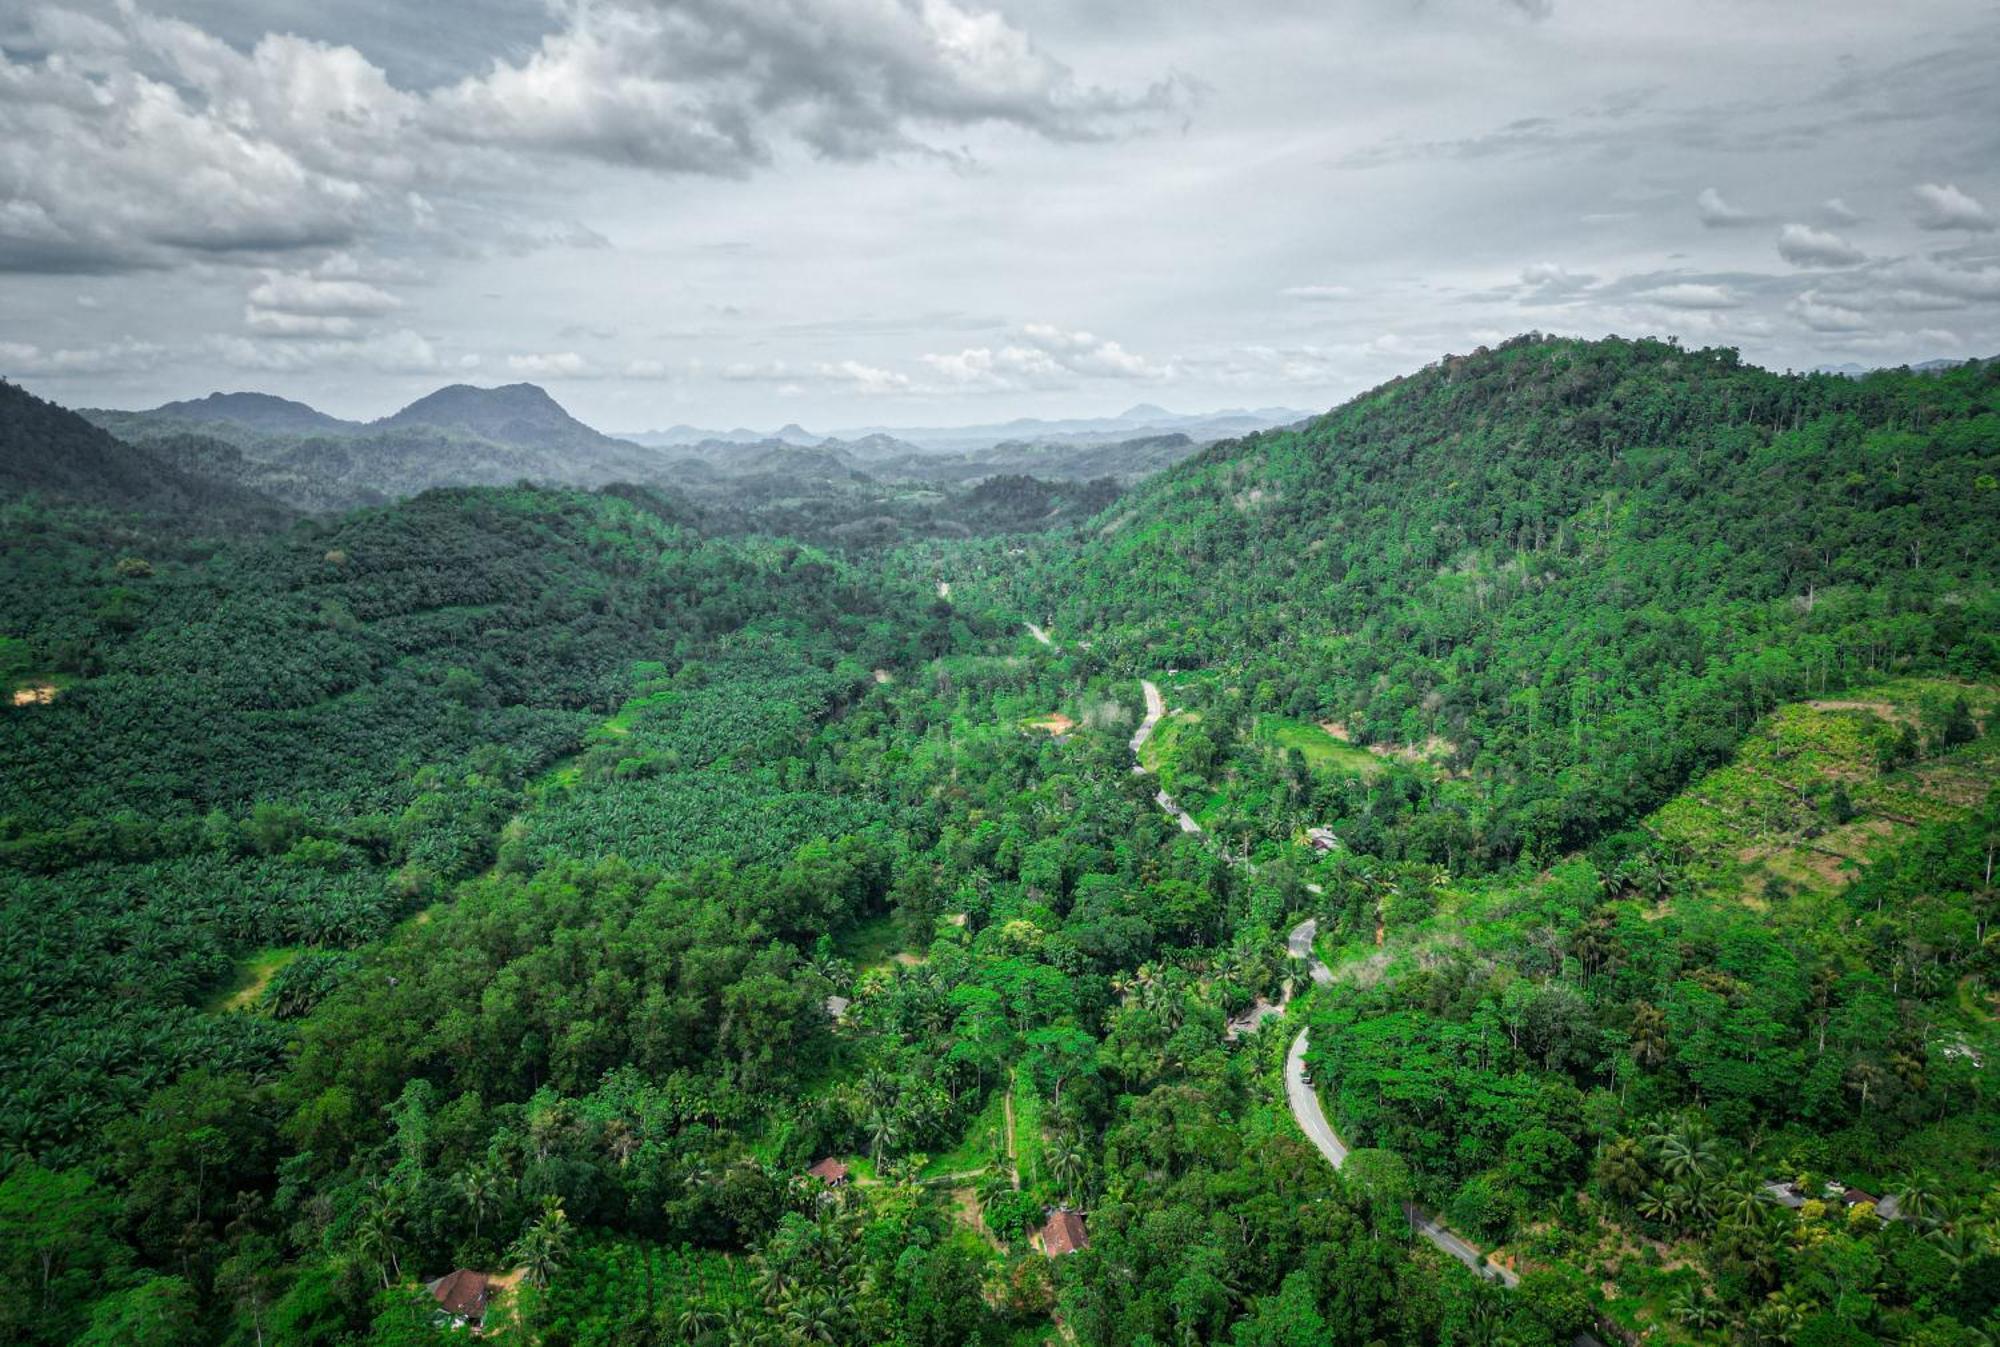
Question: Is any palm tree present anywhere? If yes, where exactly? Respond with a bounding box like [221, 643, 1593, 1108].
[1928, 1226, 1978, 1288]
[1846, 1059, 1886, 1111]
[1594, 1137, 1648, 1203]
[865, 1109, 896, 1167]
[721, 1306, 771, 1347]
[1894, 1173, 1942, 1229]
[676, 1301, 720, 1343]
[1755, 1288, 1811, 1345]
[355, 1188, 405, 1289]
[1674, 1174, 1719, 1225]
[1652, 1120, 1720, 1181]
[1046, 1134, 1086, 1202]
[782, 1290, 840, 1345]
[457, 1163, 502, 1242]
[1670, 1285, 1724, 1332]
[751, 1252, 788, 1309]
[1637, 1185, 1676, 1226]
[508, 1198, 570, 1289]
[1718, 1169, 1766, 1225]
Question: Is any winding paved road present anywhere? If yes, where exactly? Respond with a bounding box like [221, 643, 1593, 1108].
[1116, 676, 1584, 1331]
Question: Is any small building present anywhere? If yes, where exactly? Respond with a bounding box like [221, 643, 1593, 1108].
[1304, 827, 1340, 854]
[807, 1157, 850, 1186]
[1039, 1208, 1089, 1256]
[1840, 1186, 1880, 1208]
[824, 994, 852, 1023]
[426, 1269, 490, 1330]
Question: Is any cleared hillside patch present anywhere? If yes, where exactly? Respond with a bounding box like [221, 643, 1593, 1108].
[1650, 678, 1997, 901]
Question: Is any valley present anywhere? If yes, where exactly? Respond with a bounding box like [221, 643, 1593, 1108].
[1, 336, 1995, 1347]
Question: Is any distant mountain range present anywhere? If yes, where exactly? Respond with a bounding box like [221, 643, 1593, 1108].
[621, 402, 1311, 452]
[1811, 355, 1989, 378]
[8, 380, 1240, 527]
[0, 381, 295, 526]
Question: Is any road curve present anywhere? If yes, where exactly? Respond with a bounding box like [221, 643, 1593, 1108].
[1285, 1026, 1522, 1290]
[1130, 679, 1167, 762]
[1286, 918, 1334, 986]
[1114, 672, 1593, 1339]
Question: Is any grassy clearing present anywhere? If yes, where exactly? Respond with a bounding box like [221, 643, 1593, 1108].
[1651, 678, 1997, 901]
[835, 911, 919, 971]
[1010, 1070, 1047, 1192]
[1254, 714, 1383, 777]
[207, 946, 300, 1014]
[921, 1087, 1007, 1179]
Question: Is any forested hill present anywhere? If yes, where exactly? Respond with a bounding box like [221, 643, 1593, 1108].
[372, 382, 629, 452]
[0, 380, 293, 528]
[1020, 335, 2000, 858]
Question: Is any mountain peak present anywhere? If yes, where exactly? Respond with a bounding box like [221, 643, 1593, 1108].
[1117, 402, 1175, 422]
[376, 382, 621, 451]
[148, 390, 355, 435]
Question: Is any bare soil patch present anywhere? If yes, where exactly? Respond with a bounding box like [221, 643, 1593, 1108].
[11, 682, 58, 706]
[1807, 698, 1908, 723]
[1025, 712, 1076, 736]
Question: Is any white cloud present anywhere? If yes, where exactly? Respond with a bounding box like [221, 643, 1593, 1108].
[424, 0, 1188, 171]
[922, 323, 1168, 389]
[507, 351, 590, 377]
[1791, 291, 1869, 333]
[815, 359, 910, 394]
[0, 0, 1181, 274]
[1516, 263, 1596, 301]
[1696, 187, 1754, 228]
[1911, 182, 1994, 231]
[208, 328, 449, 374]
[248, 271, 403, 317]
[1776, 223, 1865, 267]
[0, 336, 164, 376]
[1881, 254, 2000, 301]
[716, 356, 909, 393]
[244, 309, 363, 337]
[1821, 197, 1859, 225]
[1639, 282, 1741, 310]
[1281, 283, 1352, 301]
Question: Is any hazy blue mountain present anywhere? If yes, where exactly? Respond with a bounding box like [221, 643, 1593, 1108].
[145, 390, 361, 435]
[373, 382, 633, 452]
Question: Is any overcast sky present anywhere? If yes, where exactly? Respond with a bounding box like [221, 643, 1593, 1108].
[3, 0, 1997, 430]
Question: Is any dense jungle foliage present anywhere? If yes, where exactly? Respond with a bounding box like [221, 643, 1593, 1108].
[1002, 335, 2000, 864]
[0, 337, 1994, 1347]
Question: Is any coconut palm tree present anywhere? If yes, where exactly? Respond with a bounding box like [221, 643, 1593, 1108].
[1670, 1285, 1724, 1332]
[508, 1199, 570, 1289]
[456, 1163, 502, 1242]
[865, 1109, 896, 1167]
[1651, 1118, 1720, 1181]
[1046, 1134, 1087, 1203]
[721, 1306, 772, 1347]
[1894, 1174, 1943, 1229]
[675, 1301, 720, 1343]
